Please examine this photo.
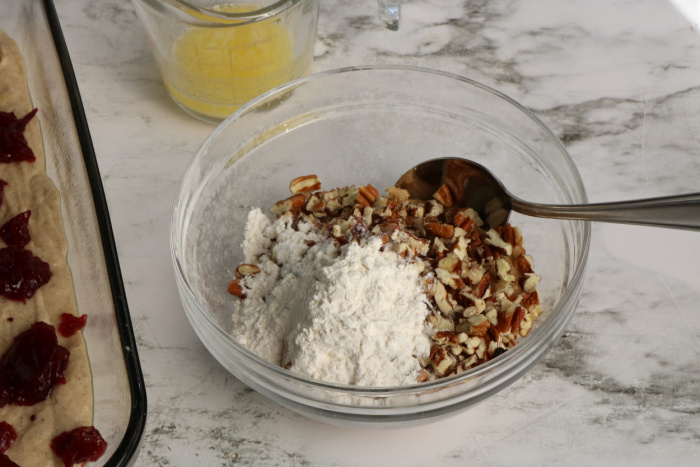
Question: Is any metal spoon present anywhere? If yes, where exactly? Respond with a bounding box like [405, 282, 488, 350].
[395, 158, 700, 230]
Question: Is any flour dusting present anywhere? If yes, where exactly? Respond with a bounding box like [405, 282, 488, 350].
[231, 208, 431, 386]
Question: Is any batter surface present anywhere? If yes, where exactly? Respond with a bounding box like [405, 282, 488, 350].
[0, 30, 93, 467]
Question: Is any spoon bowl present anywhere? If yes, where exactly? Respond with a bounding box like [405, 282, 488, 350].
[396, 158, 512, 227]
[397, 158, 700, 231]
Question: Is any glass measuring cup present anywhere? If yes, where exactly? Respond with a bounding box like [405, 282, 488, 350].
[132, 0, 321, 123]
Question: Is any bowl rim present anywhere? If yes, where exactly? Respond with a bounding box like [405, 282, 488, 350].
[133, 0, 309, 26]
[171, 64, 591, 397]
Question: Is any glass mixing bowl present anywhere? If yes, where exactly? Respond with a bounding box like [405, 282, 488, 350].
[171, 65, 591, 427]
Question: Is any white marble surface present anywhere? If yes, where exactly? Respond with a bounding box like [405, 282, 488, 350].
[51, 0, 700, 465]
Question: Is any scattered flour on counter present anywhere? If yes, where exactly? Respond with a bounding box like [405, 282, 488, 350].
[231, 208, 432, 386]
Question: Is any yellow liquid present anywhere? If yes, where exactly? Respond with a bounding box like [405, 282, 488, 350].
[164, 3, 299, 121]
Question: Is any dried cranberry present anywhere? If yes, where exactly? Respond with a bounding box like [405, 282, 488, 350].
[51, 426, 107, 467]
[0, 109, 38, 163]
[0, 422, 16, 454]
[0, 322, 70, 408]
[0, 453, 19, 467]
[0, 180, 7, 208]
[58, 313, 87, 337]
[0, 109, 37, 162]
[0, 211, 31, 249]
[0, 246, 52, 302]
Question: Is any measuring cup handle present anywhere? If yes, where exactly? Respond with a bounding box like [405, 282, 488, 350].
[378, 0, 400, 31]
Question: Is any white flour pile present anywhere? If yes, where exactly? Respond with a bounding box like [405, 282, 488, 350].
[231, 208, 431, 386]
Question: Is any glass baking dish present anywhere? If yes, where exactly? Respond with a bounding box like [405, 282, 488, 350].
[0, 0, 147, 465]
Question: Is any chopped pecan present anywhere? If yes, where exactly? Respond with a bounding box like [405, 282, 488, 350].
[496, 308, 514, 333]
[510, 306, 526, 333]
[431, 347, 455, 375]
[521, 291, 540, 308]
[496, 257, 516, 283]
[451, 235, 470, 261]
[484, 228, 513, 256]
[467, 314, 490, 336]
[433, 184, 454, 208]
[362, 206, 374, 226]
[416, 369, 430, 383]
[306, 195, 326, 212]
[272, 194, 306, 216]
[433, 281, 455, 315]
[498, 223, 516, 246]
[234, 263, 261, 279]
[289, 174, 322, 194]
[454, 213, 475, 234]
[437, 253, 461, 274]
[227, 279, 246, 298]
[385, 186, 410, 203]
[237, 174, 543, 383]
[425, 201, 444, 219]
[475, 272, 491, 298]
[433, 330, 458, 346]
[424, 222, 455, 238]
[356, 184, 379, 207]
[487, 325, 500, 341]
[521, 273, 541, 294]
[514, 255, 533, 274]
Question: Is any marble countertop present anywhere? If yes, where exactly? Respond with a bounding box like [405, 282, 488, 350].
[52, 0, 700, 465]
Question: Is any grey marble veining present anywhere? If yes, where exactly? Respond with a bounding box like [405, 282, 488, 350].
[48, 0, 700, 465]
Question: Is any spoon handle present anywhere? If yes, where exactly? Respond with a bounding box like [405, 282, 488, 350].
[511, 193, 700, 231]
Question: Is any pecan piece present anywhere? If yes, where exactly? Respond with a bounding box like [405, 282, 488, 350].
[385, 186, 410, 203]
[496, 308, 515, 333]
[306, 195, 326, 212]
[433, 183, 454, 208]
[433, 281, 455, 316]
[496, 257, 516, 283]
[521, 291, 540, 308]
[433, 330, 457, 345]
[234, 263, 261, 279]
[484, 228, 513, 256]
[416, 369, 430, 383]
[500, 223, 516, 246]
[227, 279, 246, 298]
[467, 314, 490, 336]
[510, 306, 526, 333]
[453, 213, 475, 234]
[521, 273, 542, 293]
[514, 255, 534, 274]
[434, 330, 462, 355]
[475, 272, 491, 298]
[289, 174, 321, 194]
[431, 346, 455, 375]
[272, 194, 306, 216]
[362, 206, 374, 226]
[356, 184, 379, 207]
[487, 325, 501, 341]
[424, 222, 455, 238]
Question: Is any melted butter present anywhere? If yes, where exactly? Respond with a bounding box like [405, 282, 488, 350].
[163, 3, 297, 120]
